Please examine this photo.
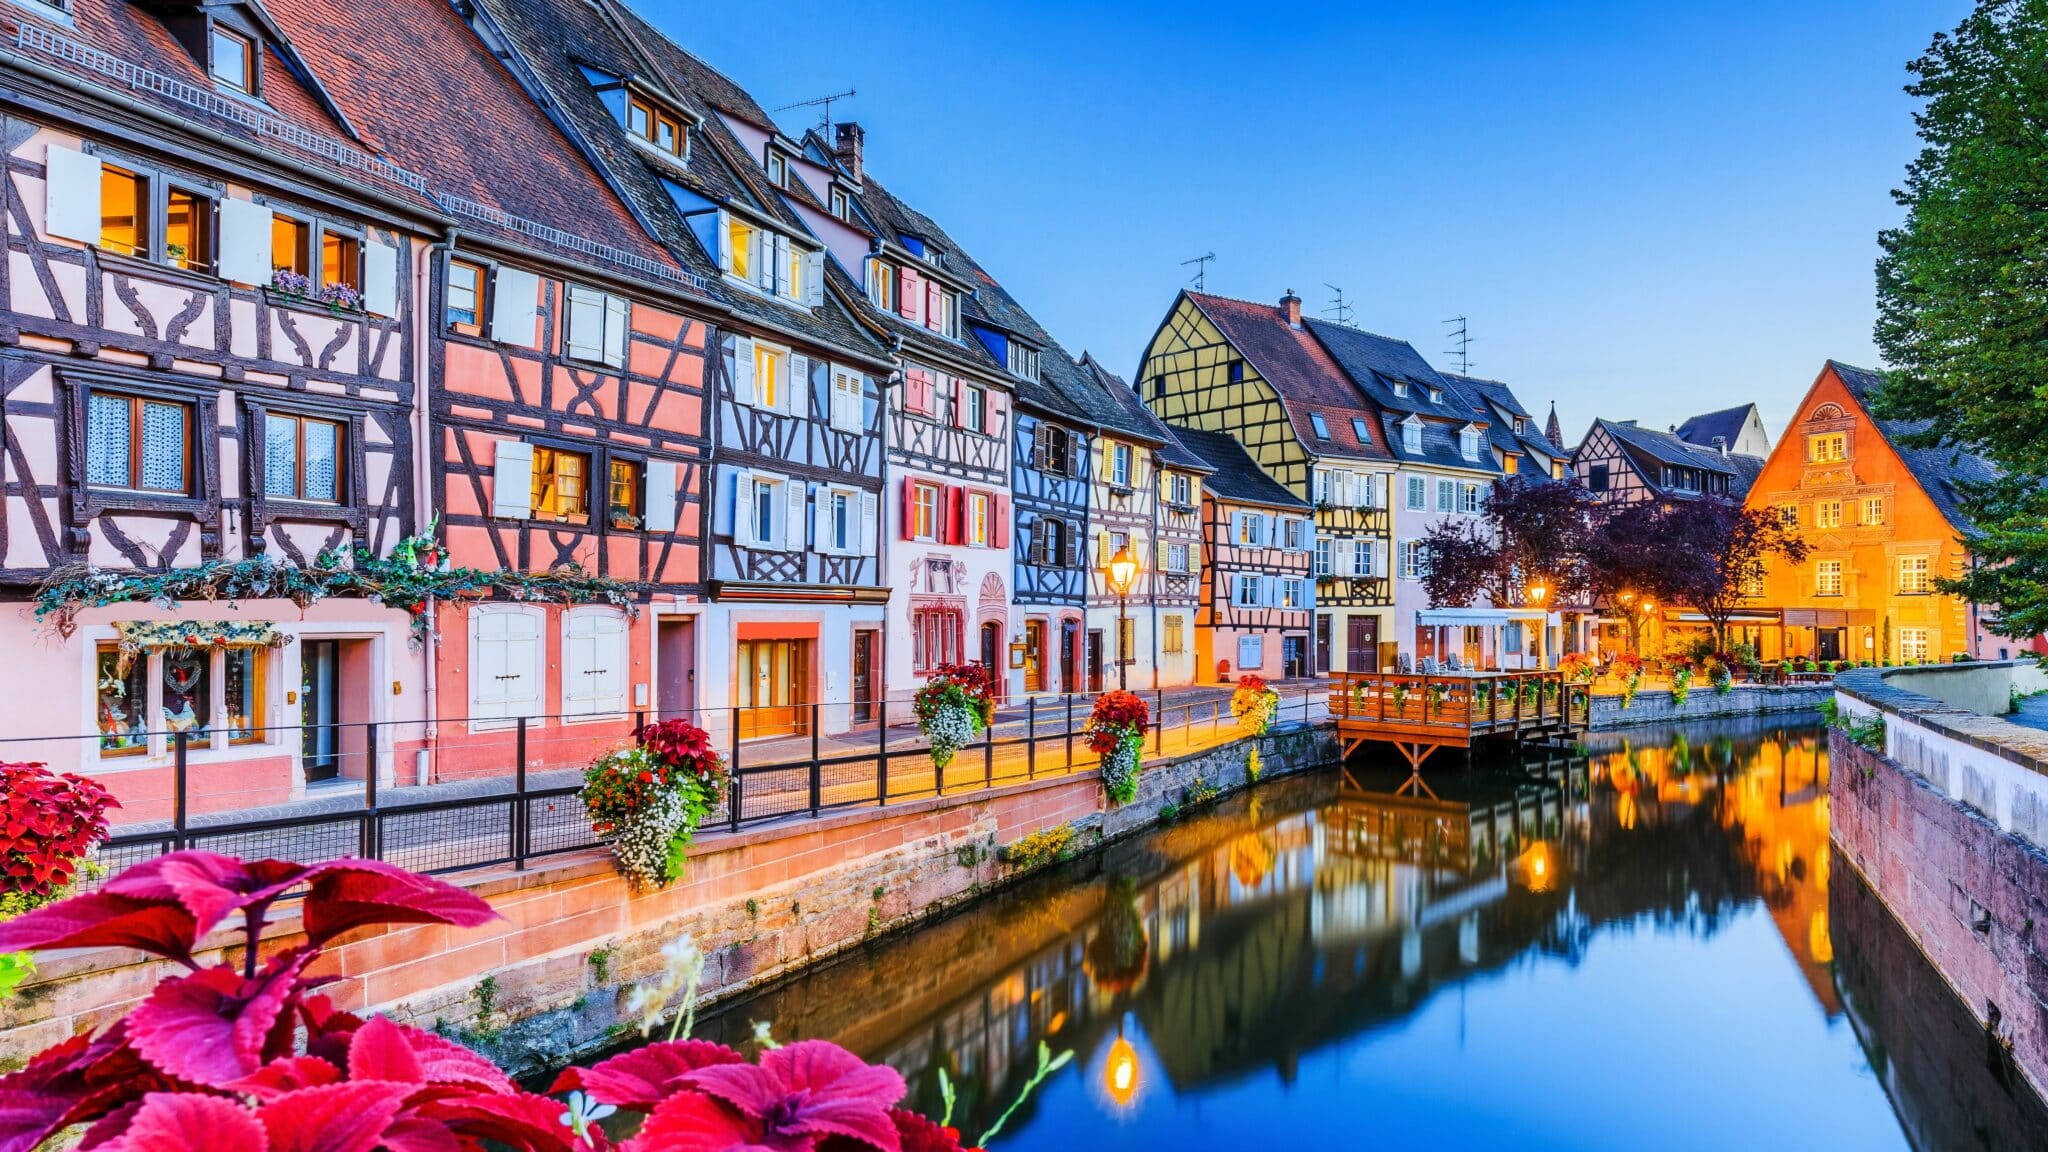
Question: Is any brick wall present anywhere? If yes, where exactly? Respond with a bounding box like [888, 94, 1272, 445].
[0, 723, 1336, 1075]
[1831, 730, 2048, 1101]
[1589, 683, 1831, 730]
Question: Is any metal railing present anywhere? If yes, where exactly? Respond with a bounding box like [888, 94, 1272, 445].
[73, 687, 1328, 880]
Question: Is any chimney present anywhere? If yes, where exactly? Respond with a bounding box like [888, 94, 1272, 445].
[1280, 289, 1302, 328]
[833, 121, 865, 183]
[1712, 435, 1728, 456]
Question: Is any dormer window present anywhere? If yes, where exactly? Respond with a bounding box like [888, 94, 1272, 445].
[1514, 417, 1528, 435]
[1393, 381, 1409, 398]
[1401, 418, 1422, 454]
[1351, 417, 1371, 443]
[1430, 388, 1444, 404]
[209, 26, 255, 94]
[1458, 425, 1481, 461]
[765, 151, 788, 188]
[865, 257, 895, 310]
[830, 187, 850, 220]
[718, 211, 819, 305]
[627, 92, 689, 160]
[1308, 413, 1330, 440]
[1007, 342, 1040, 381]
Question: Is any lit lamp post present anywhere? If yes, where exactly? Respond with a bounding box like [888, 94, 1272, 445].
[1106, 544, 1139, 691]
[1525, 581, 1549, 670]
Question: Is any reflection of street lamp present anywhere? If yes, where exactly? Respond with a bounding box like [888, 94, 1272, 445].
[1106, 545, 1139, 690]
[1104, 1029, 1140, 1111]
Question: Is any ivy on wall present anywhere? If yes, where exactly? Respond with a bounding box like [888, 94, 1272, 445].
[35, 525, 643, 644]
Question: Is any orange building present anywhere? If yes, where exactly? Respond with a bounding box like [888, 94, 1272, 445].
[1740, 361, 2025, 663]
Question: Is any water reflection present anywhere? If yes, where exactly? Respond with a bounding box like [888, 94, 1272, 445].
[688, 718, 2044, 1150]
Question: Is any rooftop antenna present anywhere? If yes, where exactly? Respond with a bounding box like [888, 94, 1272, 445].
[1442, 315, 1474, 375]
[774, 88, 856, 133]
[1323, 283, 1353, 325]
[1181, 252, 1216, 291]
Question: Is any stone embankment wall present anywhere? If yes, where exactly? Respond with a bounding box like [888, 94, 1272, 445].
[1589, 683, 1832, 730]
[1830, 663, 2048, 1102]
[0, 722, 1336, 1075]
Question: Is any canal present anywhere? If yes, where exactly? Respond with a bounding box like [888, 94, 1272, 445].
[654, 717, 2048, 1151]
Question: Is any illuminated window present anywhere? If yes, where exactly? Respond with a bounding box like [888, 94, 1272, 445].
[607, 458, 643, 531]
[1898, 555, 1931, 594]
[627, 93, 689, 158]
[209, 26, 255, 93]
[99, 166, 147, 257]
[1815, 500, 1842, 529]
[1403, 540, 1427, 579]
[223, 649, 265, 745]
[86, 392, 191, 494]
[754, 343, 784, 411]
[968, 491, 991, 546]
[271, 214, 310, 277]
[320, 230, 360, 292]
[165, 187, 214, 273]
[262, 412, 344, 503]
[1461, 483, 1481, 514]
[159, 647, 212, 742]
[866, 258, 895, 310]
[1807, 433, 1847, 463]
[1862, 496, 1885, 525]
[726, 216, 755, 282]
[1815, 559, 1843, 597]
[530, 446, 591, 524]
[1777, 504, 1799, 528]
[1899, 627, 1929, 663]
[911, 481, 939, 541]
[446, 258, 485, 335]
[95, 644, 148, 756]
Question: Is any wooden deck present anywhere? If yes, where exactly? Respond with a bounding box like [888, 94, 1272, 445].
[1327, 671, 1589, 768]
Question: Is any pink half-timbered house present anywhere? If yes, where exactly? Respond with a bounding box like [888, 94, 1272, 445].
[0, 0, 440, 818]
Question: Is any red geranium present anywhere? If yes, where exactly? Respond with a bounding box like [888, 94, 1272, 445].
[1085, 690, 1150, 755]
[642, 719, 724, 784]
[0, 761, 116, 902]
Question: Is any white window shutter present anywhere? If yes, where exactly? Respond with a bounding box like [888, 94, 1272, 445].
[364, 241, 400, 317]
[490, 440, 533, 519]
[492, 267, 541, 348]
[217, 197, 273, 284]
[564, 286, 601, 361]
[1336, 541, 1356, 578]
[602, 293, 629, 368]
[784, 480, 807, 551]
[731, 337, 757, 405]
[830, 367, 862, 433]
[715, 211, 734, 272]
[734, 470, 757, 545]
[804, 250, 824, 306]
[44, 145, 101, 244]
[859, 491, 879, 556]
[1375, 539, 1389, 579]
[643, 459, 679, 534]
[786, 354, 808, 416]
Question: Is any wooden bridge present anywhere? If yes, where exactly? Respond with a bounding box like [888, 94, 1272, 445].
[1327, 671, 1589, 769]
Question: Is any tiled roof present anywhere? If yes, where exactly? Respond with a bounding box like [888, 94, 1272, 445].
[1443, 372, 1563, 468]
[1382, 412, 1503, 475]
[1674, 404, 1755, 451]
[1593, 418, 1758, 500]
[830, 172, 1008, 378]
[1832, 361, 1999, 536]
[1170, 428, 1307, 510]
[1448, 373, 1529, 419]
[1303, 317, 1469, 423]
[1184, 293, 1391, 462]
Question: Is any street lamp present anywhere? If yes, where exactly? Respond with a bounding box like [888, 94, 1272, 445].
[1106, 544, 1139, 690]
[1526, 581, 1549, 607]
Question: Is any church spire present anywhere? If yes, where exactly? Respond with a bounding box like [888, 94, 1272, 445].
[1545, 402, 1564, 451]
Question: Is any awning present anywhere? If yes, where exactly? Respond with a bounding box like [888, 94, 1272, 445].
[1416, 608, 1557, 626]
[1670, 612, 1781, 624]
[112, 620, 292, 674]
[1781, 608, 1876, 628]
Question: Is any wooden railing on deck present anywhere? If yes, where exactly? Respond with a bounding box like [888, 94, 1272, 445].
[1326, 670, 1590, 738]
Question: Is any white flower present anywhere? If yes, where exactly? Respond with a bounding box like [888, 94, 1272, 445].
[559, 1090, 617, 1147]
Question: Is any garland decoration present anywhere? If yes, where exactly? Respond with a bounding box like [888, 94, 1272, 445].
[33, 519, 642, 645]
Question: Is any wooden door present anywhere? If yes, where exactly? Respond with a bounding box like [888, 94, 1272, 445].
[1347, 615, 1379, 673]
[1060, 621, 1078, 694]
[657, 618, 696, 720]
[1024, 620, 1046, 692]
[738, 639, 809, 739]
[1087, 631, 1105, 693]
[851, 629, 877, 724]
[472, 608, 541, 721]
[1316, 615, 1332, 675]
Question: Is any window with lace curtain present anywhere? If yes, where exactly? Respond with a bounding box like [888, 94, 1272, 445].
[263, 413, 344, 503]
[86, 392, 191, 494]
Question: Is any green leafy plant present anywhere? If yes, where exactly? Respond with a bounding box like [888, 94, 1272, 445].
[1183, 778, 1220, 808]
[584, 719, 726, 889]
[1670, 665, 1693, 705]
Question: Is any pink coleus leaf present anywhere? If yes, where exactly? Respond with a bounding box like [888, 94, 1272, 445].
[103, 853, 310, 940]
[343, 1016, 515, 1096]
[547, 1040, 744, 1112]
[297, 861, 497, 947]
[254, 1082, 405, 1152]
[376, 1114, 464, 1152]
[622, 1091, 793, 1152]
[230, 1056, 344, 1101]
[127, 951, 315, 1087]
[412, 1089, 587, 1152]
[94, 1092, 266, 1152]
[0, 891, 200, 962]
[682, 1042, 904, 1152]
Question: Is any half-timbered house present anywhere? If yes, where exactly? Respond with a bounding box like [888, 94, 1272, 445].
[1006, 357, 1090, 697]
[458, 0, 895, 742]
[1137, 291, 1395, 676]
[0, 0, 443, 815]
[1171, 429, 1314, 681]
[1571, 417, 1762, 506]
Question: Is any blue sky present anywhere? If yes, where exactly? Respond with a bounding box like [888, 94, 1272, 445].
[643, 1, 1965, 444]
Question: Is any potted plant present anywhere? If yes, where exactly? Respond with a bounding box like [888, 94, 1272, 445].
[583, 718, 726, 889]
[1088, 689, 1150, 805]
[1613, 653, 1645, 709]
[1230, 673, 1281, 736]
[1560, 651, 1599, 685]
[914, 662, 996, 771]
[1670, 664, 1694, 706]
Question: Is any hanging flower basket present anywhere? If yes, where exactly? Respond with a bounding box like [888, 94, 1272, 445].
[1088, 690, 1150, 805]
[1230, 673, 1281, 736]
[914, 662, 996, 771]
[584, 718, 726, 888]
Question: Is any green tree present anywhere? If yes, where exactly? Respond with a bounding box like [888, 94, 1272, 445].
[1873, 0, 2048, 643]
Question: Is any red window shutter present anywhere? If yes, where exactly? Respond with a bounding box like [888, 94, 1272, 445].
[901, 478, 917, 541]
[984, 392, 1002, 438]
[901, 267, 925, 323]
[952, 376, 967, 428]
[946, 485, 964, 545]
[993, 493, 1011, 549]
[926, 281, 943, 331]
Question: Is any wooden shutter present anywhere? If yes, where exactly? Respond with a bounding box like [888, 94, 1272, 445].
[492, 267, 541, 349]
[786, 354, 809, 417]
[784, 480, 808, 551]
[830, 367, 862, 432]
[490, 441, 533, 519]
[984, 391, 1003, 438]
[925, 280, 944, 331]
[43, 145, 101, 244]
[735, 470, 758, 546]
[992, 494, 1010, 549]
[900, 266, 925, 323]
[804, 250, 824, 306]
[859, 492, 879, 556]
[1064, 522, 1082, 569]
[900, 478, 917, 541]
[952, 377, 968, 428]
[364, 241, 400, 317]
[731, 337, 757, 405]
[643, 460, 678, 534]
[1188, 538, 1201, 583]
[472, 608, 542, 721]
[563, 610, 628, 717]
[217, 197, 273, 284]
[1156, 538, 1171, 572]
[715, 211, 734, 272]
[943, 485, 963, 545]
[564, 286, 604, 362]
[601, 292, 628, 368]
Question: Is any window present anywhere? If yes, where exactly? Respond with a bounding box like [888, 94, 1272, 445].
[1352, 417, 1372, 443]
[262, 412, 344, 503]
[97, 643, 268, 756]
[165, 187, 214, 274]
[1815, 500, 1843, 529]
[727, 216, 755, 283]
[1741, 572, 1765, 598]
[86, 392, 191, 494]
[1429, 388, 1443, 404]
[99, 166, 147, 257]
[1168, 542, 1191, 573]
[1280, 517, 1305, 550]
[1403, 540, 1427, 579]
[866, 258, 895, 310]
[1313, 470, 1330, 504]
[627, 92, 688, 158]
[1406, 476, 1426, 510]
[445, 258, 485, 335]
[1163, 614, 1185, 654]
[968, 491, 992, 546]
[1668, 467, 1699, 492]
[1899, 627, 1930, 663]
[1808, 433, 1847, 463]
[1899, 555, 1931, 594]
[607, 459, 643, 530]
[266, 211, 368, 297]
[1111, 444, 1132, 487]
[830, 187, 850, 219]
[161, 647, 214, 743]
[1227, 361, 1245, 384]
[1816, 559, 1843, 597]
[911, 482, 940, 541]
[1402, 420, 1422, 454]
[1393, 381, 1409, 398]
[319, 229, 360, 293]
[765, 151, 788, 187]
[1437, 479, 1457, 513]
[1309, 413, 1330, 440]
[911, 607, 963, 673]
[1235, 574, 1262, 607]
[1459, 427, 1481, 460]
[565, 284, 629, 368]
[962, 385, 986, 435]
[1314, 537, 1332, 576]
[1504, 454, 1520, 475]
[750, 476, 777, 546]
[1237, 635, 1264, 670]
[1237, 513, 1265, 547]
[1034, 517, 1069, 567]
[1863, 497, 1885, 526]
[1778, 503, 1799, 528]
[94, 644, 148, 756]
[271, 214, 310, 277]
[934, 288, 958, 339]
[1008, 342, 1040, 381]
[1169, 472, 1192, 506]
[1588, 464, 1609, 492]
[754, 343, 785, 412]
[1461, 483, 1481, 514]
[1354, 538, 1376, 577]
[209, 26, 254, 93]
[1281, 578, 1305, 609]
[1036, 423, 1073, 477]
[530, 446, 591, 524]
